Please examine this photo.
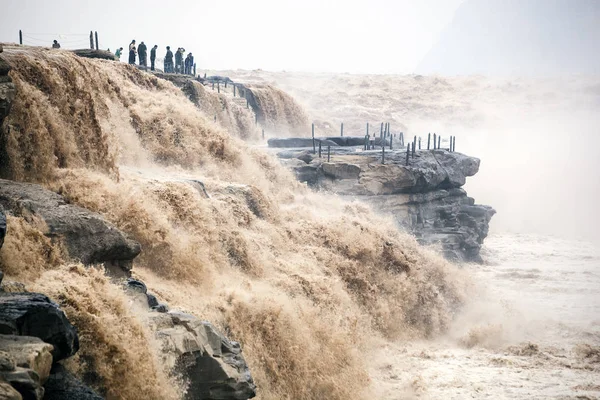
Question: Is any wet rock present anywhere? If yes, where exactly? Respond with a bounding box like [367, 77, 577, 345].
[0, 378, 22, 400]
[151, 304, 169, 313]
[0, 292, 79, 361]
[1, 368, 43, 400]
[71, 49, 116, 61]
[124, 278, 147, 294]
[0, 336, 53, 384]
[43, 364, 103, 400]
[150, 312, 256, 400]
[0, 179, 141, 274]
[146, 293, 159, 308]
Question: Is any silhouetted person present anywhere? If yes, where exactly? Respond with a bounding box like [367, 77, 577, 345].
[138, 41, 147, 68]
[188, 53, 194, 75]
[175, 48, 183, 74]
[52, 40, 60, 49]
[150, 45, 158, 71]
[164, 46, 173, 73]
[129, 40, 136, 52]
[129, 45, 136, 65]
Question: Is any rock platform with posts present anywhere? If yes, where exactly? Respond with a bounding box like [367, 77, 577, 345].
[268, 131, 495, 263]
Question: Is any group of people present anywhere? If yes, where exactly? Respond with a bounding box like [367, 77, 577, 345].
[118, 40, 194, 75]
[162, 46, 194, 74]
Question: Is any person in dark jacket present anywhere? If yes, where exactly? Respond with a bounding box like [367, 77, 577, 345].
[164, 46, 174, 73]
[188, 53, 194, 75]
[129, 45, 136, 65]
[150, 45, 158, 71]
[175, 48, 183, 74]
[52, 40, 60, 49]
[138, 41, 147, 68]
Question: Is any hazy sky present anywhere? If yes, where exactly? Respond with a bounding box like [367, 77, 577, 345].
[0, 0, 464, 73]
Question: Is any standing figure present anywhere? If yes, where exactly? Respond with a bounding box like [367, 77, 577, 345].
[138, 41, 147, 68]
[52, 40, 61, 49]
[129, 45, 136, 65]
[115, 47, 123, 60]
[188, 53, 194, 75]
[175, 48, 183, 74]
[150, 45, 158, 71]
[184, 53, 191, 74]
[164, 46, 174, 73]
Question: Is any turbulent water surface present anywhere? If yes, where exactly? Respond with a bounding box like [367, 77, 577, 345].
[371, 233, 600, 399]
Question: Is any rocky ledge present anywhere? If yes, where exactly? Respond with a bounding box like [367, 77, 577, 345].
[275, 142, 495, 262]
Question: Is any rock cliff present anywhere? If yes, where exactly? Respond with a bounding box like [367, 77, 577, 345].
[276, 143, 495, 262]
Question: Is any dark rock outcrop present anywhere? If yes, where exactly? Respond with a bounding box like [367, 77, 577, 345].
[43, 364, 103, 400]
[277, 147, 495, 262]
[0, 179, 141, 274]
[267, 138, 339, 149]
[71, 49, 116, 61]
[0, 293, 79, 362]
[150, 312, 256, 400]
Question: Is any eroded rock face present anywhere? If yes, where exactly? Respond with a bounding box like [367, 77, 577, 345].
[0, 336, 53, 385]
[43, 364, 103, 400]
[278, 148, 495, 262]
[150, 312, 256, 400]
[0, 293, 78, 362]
[0, 179, 141, 274]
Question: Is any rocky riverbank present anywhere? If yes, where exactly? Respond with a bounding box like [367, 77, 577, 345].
[273, 141, 495, 262]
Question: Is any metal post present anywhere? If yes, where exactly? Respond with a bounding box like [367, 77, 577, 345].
[233, 85, 236, 97]
[449, 136, 452, 151]
[89, 31, 94, 49]
[382, 146, 385, 165]
[419, 137, 421, 150]
[438, 135, 441, 149]
[453, 136, 456, 152]
[341, 122, 344, 137]
[412, 137, 416, 157]
[246, 98, 249, 109]
[225, 80, 228, 88]
[380, 122, 384, 139]
[95, 31, 99, 50]
[406, 143, 410, 166]
[318, 141, 322, 158]
[218, 82, 220, 93]
[327, 146, 331, 162]
[312, 123, 316, 154]
[390, 134, 393, 150]
[212, 82, 215, 90]
[433, 133, 437, 150]
[193, 64, 196, 76]
[19, 30, 22, 45]
[364, 135, 368, 151]
[428, 133, 431, 150]
[366, 123, 369, 138]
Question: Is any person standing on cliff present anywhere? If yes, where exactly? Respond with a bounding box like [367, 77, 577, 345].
[175, 48, 183, 74]
[150, 45, 158, 71]
[138, 41, 147, 69]
[52, 40, 60, 49]
[128, 45, 136, 65]
[115, 47, 123, 60]
[164, 46, 173, 73]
